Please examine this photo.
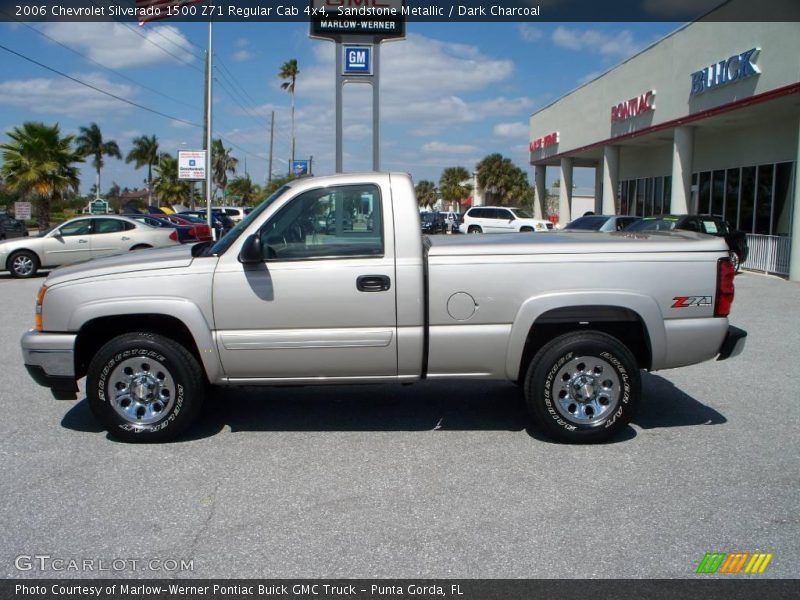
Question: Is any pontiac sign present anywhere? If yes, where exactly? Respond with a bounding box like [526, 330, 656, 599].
[611, 90, 655, 122]
[310, 0, 406, 39]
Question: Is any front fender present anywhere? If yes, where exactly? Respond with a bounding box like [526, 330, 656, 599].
[68, 297, 222, 383]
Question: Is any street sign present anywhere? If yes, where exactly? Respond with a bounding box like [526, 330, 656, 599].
[309, 0, 406, 41]
[291, 160, 309, 176]
[343, 45, 372, 75]
[89, 200, 109, 215]
[14, 202, 31, 221]
[178, 150, 207, 180]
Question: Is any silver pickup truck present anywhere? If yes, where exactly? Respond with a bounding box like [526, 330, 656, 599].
[21, 172, 746, 443]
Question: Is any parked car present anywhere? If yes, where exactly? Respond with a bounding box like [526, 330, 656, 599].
[159, 214, 213, 242]
[458, 206, 554, 234]
[564, 215, 641, 232]
[0, 214, 28, 240]
[179, 210, 234, 238]
[0, 215, 179, 278]
[22, 173, 745, 444]
[420, 211, 447, 235]
[439, 211, 462, 233]
[124, 214, 200, 244]
[213, 206, 247, 223]
[626, 214, 749, 272]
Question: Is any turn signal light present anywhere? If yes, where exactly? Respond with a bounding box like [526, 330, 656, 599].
[715, 257, 735, 317]
[35, 285, 47, 331]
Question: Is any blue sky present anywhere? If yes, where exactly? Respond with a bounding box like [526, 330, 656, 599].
[0, 20, 680, 195]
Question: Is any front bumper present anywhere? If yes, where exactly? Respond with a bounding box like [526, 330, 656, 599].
[717, 325, 747, 361]
[21, 330, 78, 399]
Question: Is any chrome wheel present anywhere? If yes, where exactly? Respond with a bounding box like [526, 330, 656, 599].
[552, 355, 620, 426]
[108, 356, 176, 426]
[729, 250, 741, 273]
[12, 253, 35, 276]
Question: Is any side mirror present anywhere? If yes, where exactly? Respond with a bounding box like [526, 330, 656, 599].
[238, 234, 263, 264]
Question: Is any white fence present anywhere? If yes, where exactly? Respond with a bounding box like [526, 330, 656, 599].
[743, 234, 791, 276]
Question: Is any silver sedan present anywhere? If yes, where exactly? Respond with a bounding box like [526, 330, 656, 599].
[0, 215, 179, 278]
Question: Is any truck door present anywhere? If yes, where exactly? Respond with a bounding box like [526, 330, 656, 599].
[212, 183, 398, 380]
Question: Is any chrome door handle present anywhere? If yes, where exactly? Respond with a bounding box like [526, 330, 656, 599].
[78, 239, 88, 243]
[121, 236, 130, 240]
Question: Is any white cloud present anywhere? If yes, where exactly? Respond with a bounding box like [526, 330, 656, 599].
[552, 27, 642, 59]
[233, 50, 254, 62]
[39, 23, 197, 69]
[578, 70, 606, 85]
[493, 122, 529, 139]
[421, 141, 479, 155]
[235, 38, 250, 48]
[518, 24, 543, 42]
[0, 73, 136, 118]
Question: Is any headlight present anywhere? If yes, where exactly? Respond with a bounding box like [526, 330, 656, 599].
[35, 285, 47, 331]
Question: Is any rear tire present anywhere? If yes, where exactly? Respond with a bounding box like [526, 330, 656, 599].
[467, 225, 482, 234]
[520, 226, 534, 232]
[523, 331, 641, 443]
[86, 332, 205, 442]
[729, 250, 742, 273]
[8, 250, 39, 278]
[130, 244, 152, 251]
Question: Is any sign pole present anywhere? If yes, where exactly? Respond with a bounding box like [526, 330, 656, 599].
[372, 42, 380, 171]
[205, 21, 214, 240]
[335, 40, 344, 174]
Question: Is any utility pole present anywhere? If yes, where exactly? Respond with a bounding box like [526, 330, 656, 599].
[309, 155, 313, 176]
[205, 22, 214, 239]
[268, 110, 274, 186]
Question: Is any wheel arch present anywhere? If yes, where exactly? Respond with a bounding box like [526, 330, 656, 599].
[5, 247, 41, 270]
[505, 292, 665, 381]
[72, 305, 220, 383]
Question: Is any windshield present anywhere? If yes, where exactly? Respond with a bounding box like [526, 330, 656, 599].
[626, 218, 677, 232]
[38, 224, 58, 237]
[565, 216, 607, 230]
[204, 185, 291, 256]
[512, 209, 533, 219]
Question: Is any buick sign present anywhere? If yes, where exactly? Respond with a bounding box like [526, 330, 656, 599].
[690, 48, 760, 97]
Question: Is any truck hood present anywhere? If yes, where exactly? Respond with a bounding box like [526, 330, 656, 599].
[428, 230, 730, 256]
[45, 244, 195, 286]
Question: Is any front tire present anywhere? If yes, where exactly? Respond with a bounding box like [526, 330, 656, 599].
[523, 331, 641, 443]
[8, 250, 39, 278]
[467, 225, 482, 234]
[86, 332, 205, 442]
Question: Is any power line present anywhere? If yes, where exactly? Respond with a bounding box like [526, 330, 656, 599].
[4, 18, 201, 112]
[215, 55, 261, 108]
[0, 43, 202, 128]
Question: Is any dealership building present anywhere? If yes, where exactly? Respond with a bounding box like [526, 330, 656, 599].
[529, 5, 800, 279]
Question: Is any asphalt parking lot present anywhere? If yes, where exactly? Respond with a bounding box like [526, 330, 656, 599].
[1, 270, 798, 579]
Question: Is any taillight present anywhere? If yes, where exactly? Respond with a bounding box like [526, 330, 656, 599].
[187, 226, 197, 238]
[169, 230, 178, 241]
[714, 257, 735, 317]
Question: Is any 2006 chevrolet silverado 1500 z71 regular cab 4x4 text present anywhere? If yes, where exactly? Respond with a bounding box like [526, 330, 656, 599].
[21, 173, 746, 443]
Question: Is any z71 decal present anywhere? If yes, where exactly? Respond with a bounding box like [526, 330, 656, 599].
[672, 296, 713, 308]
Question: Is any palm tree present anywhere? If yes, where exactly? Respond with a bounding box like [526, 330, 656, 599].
[227, 175, 259, 206]
[278, 59, 299, 164]
[125, 134, 159, 204]
[414, 180, 437, 208]
[439, 166, 472, 210]
[152, 154, 191, 206]
[211, 139, 238, 200]
[75, 123, 121, 201]
[476, 153, 533, 207]
[0, 122, 82, 229]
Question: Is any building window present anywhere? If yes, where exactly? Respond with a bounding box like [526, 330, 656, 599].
[772, 162, 795, 236]
[711, 170, 725, 217]
[725, 168, 740, 228]
[739, 167, 757, 232]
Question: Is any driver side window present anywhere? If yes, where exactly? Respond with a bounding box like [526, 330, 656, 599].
[259, 184, 383, 261]
[59, 219, 92, 236]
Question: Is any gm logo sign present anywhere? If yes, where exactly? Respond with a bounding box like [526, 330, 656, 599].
[343, 45, 372, 75]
